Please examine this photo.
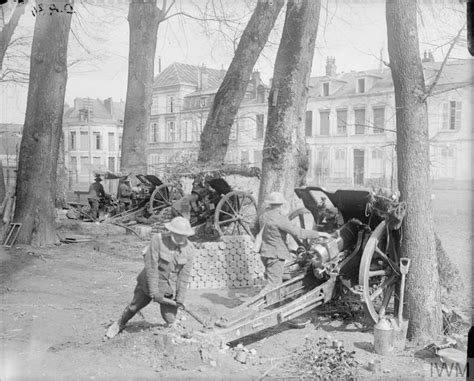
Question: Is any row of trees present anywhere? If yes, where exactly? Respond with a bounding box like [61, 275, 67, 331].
[2, 0, 464, 341]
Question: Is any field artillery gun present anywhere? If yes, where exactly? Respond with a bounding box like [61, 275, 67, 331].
[210, 186, 407, 343]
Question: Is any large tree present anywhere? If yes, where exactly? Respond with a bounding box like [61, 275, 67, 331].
[258, 0, 321, 208]
[198, 0, 284, 164]
[120, 0, 172, 174]
[13, 0, 73, 245]
[386, 0, 442, 341]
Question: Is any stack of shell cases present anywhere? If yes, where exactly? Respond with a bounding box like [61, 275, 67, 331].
[189, 235, 265, 289]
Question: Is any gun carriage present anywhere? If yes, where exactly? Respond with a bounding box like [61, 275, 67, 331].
[211, 186, 407, 343]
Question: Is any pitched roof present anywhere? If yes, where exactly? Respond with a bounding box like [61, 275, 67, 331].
[63, 98, 125, 125]
[308, 59, 473, 99]
[154, 62, 225, 88]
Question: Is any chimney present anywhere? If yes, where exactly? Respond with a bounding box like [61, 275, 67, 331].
[251, 70, 261, 96]
[422, 49, 435, 63]
[74, 98, 82, 110]
[200, 64, 208, 90]
[325, 56, 337, 77]
[104, 97, 113, 116]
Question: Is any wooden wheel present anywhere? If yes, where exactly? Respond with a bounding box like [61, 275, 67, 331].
[214, 191, 258, 237]
[287, 208, 316, 250]
[148, 184, 183, 215]
[358, 221, 401, 323]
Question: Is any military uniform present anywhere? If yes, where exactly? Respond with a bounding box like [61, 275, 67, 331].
[259, 208, 319, 288]
[116, 232, 194, 328]
[87, 180, 105, 219]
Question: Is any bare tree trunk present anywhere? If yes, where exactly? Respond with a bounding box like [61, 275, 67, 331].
[56, 132, 68, 208]
[258, 0, 321, 209]
[120, 0, 164, 174]
[0, 1, 27, 71]
[13, 0, 73, 246]
[0, 161, 5, 204]
[198, 0, 284, 164]
[386, 0, 442, 341]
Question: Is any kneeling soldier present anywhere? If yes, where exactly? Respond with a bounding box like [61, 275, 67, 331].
[106, 216, 195, 338]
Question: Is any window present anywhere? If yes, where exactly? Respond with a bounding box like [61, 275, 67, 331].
[150, 122, 158, 143]
[322, 82, 330, 97]
[319, 110, 330, 135]
[147, 154, 160, 173]
[93, 132, 101, 150]
[333, 148, 346, 177]
[167, 96, 175, 113]
[357, 78, 365, 93]
[118, 134, 122, 150]
[354, 108, 366, 134]
[70, 156, 77, 172]
[371, 149, 384, 177]
[230, 122, 237, 141]
[200, 97, 207, 108]
[315, 148, 330, 177]
[151, 95, 159, 115]
[183, 120, 192, 142]
[69, 132, 76, 150]
[108, 157, 115, 172]
[80, 156, 89, 174]
[336, 109, 347, 135]
[167, 121, 176, 142]
[108, 132, 115, 151]
[442, 101, 461, 130]
[80, 131, 89, 150]
[305, 111, 313, 137]
[373, 107, 385, 133]
[241, 150, 249, 165]
[256, 114, 265, 139]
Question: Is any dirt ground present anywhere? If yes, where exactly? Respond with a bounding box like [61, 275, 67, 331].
[0, 189, 471, 380]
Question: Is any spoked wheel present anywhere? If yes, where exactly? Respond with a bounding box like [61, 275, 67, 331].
[287, 208, 317, 250]
[214, 191, 258, 237]
[148, 184, 184, 215]
[358, 221, 401, 323]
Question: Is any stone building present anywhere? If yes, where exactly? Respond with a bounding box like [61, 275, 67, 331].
[148, 58, 472, 189]
[62, 97, 125, 191]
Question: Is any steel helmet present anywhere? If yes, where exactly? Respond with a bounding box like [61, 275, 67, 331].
[164, 216, 195, 236]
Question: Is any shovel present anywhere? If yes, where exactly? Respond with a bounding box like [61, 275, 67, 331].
[392, 257, 411, 352]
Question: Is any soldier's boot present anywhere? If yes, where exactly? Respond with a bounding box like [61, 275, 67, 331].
[105, 306, 135, 339]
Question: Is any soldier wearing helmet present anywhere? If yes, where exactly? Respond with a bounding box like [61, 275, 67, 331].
[258, 192, 330, 292]
[106, 216, 195, 338]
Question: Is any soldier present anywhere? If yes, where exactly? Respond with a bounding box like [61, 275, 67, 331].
[118, 176, 133, 211]
[258, 192, 330, 292]
[106, 216, 195, 338]
[87, 175, 106, 219]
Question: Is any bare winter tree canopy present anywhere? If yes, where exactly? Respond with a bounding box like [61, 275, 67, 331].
[197, 0, 284, 164]
[14, 0, 73, 245]
[258, 0, 321, 209]
[386, 0, 442, 341]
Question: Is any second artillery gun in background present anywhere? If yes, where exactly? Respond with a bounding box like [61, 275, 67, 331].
[210, 186, 407, 343]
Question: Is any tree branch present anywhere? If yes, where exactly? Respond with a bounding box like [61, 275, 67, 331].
[422, 22, 466, 101]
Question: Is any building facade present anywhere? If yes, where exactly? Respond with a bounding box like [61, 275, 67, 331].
[63, 97, 125, 191]
[0, 123, 22, 191]
[149, 59, 472, 189]
[147, 63, 269, 175]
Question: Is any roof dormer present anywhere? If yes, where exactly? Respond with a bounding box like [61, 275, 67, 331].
[355, 72, 383, 94]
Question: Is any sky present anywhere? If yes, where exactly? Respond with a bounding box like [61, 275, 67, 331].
[0, 0, 469, 124]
